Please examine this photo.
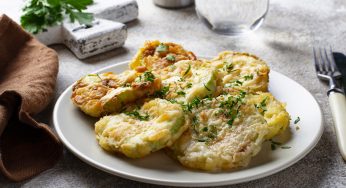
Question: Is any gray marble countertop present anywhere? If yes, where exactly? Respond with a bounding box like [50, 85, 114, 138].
[2, 0, 346, 187]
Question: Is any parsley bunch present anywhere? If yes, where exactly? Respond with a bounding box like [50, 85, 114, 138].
[20, 0, 94, 34]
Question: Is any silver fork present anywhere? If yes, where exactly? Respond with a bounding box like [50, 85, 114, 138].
[313, 47, 346, 160]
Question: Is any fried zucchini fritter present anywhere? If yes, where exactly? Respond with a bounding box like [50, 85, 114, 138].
[71, 71, 161, 117]
[95, 98, 189, 158]
[170, 92, 289, 171]
[130, 40, 196, 71]
[247, 92, 290, 139]
[211, 51, 270, 93]
[154, 60, 218, 103]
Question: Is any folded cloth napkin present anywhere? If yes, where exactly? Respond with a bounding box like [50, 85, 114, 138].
[0, 14, 62, 181]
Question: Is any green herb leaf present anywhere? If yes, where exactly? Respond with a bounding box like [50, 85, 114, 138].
[166, 54, 175, 61]
[88, 73, 102, 80]
[271, 143, 276, 150]
[123, 83, 131, 87]
[168, 99, 178, 104]
[20, 0, 94, 34]
[178, 77, 185, 82]
[255, 97, 268, 114]
[269, 139, 283, 150]
[156, 43, 168, 53]
[125, 110, 149, 121]
[65, 0, 93, 10]
[224, 62, 234, 73]
[235, 80, 243, 86]
[143, 71, 155, 82]
[154, 85, 170, 98]
[177, 91, 186, 96]
[219, 92, 247, 127]
[186, 82, 192, 88]
[294, 116, 300, 124]
[183, 64, 191, 76]
[244, 74, 254, 81]
[69, 11, 93, 25]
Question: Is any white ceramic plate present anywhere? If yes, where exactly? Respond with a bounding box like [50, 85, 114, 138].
[53, 61, 323, 187]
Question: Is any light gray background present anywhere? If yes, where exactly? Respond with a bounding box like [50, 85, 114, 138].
[1, 0, 346, 187]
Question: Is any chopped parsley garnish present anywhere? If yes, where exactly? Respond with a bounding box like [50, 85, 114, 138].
[88, 73, 102, 81]
[269, 139, 290, 150]
[178, 77, 185, 82]
[154, 86, 170, 98]
[203, 83, 211, 91]
[166, 54, 175, 61]
[123, 83, 131, 87]
[177, 91, 186, 96]
[224, 62, 234, 73]
[225, 80, 243, 88]
[235, 80, 243, 86]
[294, 117, 300, 124]
[194, 123, 218, 143]
[125, 110, 149, 121]
[255, 97, 268, 114]
[143, 71, 155, 82]
[181, 97, 201, 112]
[269, 139, 281, 150]
[189, 98, 201, 109]
[205, 95, 213, 101]
[168, 99, 178, 104]
[183, 64, 191, 76]
[186, 82, 192, 88]
[227, 113, 237, 126]
[218, 91, 247, 126]
[156, 43, 168, 53]
[244, 74, 254, 81]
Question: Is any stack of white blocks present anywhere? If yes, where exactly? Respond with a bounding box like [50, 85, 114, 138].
[35, 0, 138, 59]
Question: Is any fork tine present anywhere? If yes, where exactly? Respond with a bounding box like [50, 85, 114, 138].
[324, 47, 335, 72]
[319, 47, 329, 72]
[328, 46, 338, 71]
[323, 47, 334, 72]
[313, 47, 321, 72]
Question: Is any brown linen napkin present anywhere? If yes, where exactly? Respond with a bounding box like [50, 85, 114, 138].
[0, 14, 63, 181]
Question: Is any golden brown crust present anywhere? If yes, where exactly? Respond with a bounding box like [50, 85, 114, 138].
[71, 71, 162, 117]
[211, 51, 270, 93]
[130, 40, 197, 70]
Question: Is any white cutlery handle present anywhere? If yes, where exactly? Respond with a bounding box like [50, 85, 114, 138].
[329, 92, 346, 160]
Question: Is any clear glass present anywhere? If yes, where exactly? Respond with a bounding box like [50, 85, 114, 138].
[195, 0, 269, 36]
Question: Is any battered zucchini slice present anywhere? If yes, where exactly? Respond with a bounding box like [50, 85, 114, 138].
[154, 60, 218, 103]
[211, 51, 270, 93]
[71, 71, 161, 117]
[170, 91, 289, 171]
[95, 98, 189, 158]
[130, 40, 196, 71]
[246, 92, 290, 139]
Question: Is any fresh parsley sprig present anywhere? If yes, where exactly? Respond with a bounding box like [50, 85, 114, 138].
[21, 0, 94, 34]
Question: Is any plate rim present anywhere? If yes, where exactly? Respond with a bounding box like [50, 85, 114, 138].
[53, 61, 324, 187]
